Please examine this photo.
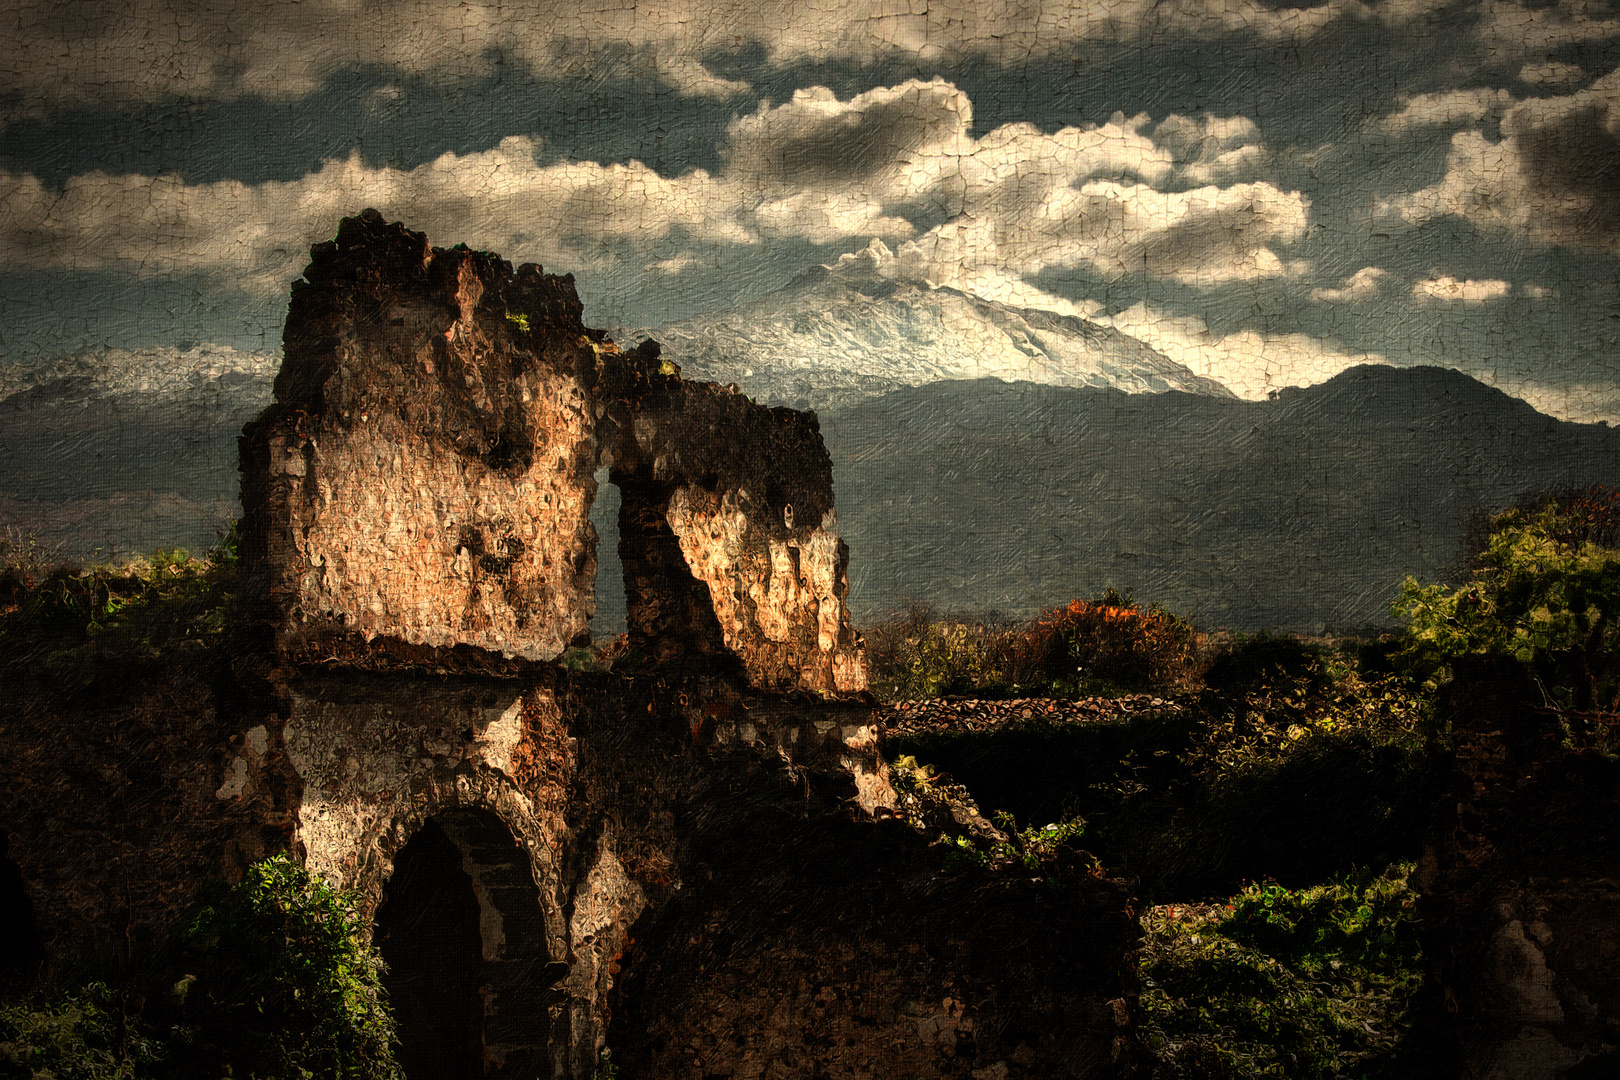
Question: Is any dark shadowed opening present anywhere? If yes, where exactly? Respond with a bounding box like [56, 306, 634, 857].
[0, 831, 44, 990]
[375, 811, 557, 1079]
[375, 820, 482, 1080]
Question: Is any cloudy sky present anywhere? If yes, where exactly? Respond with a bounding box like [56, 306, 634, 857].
[2, 0, 1618, 420]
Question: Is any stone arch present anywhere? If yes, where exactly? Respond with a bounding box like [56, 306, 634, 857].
[375, 808, 562, 1079]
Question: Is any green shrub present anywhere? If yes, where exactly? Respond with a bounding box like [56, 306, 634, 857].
[165, 854, 401, 1080]
[1187, 638, 1426, 778]
[1395, 486, 1620, 747]
[0, 541, 237, 680]
[1141, 866, 1422, 1079]
[0, 982, 160, 1079]
[864, 604, 1000, 699]
[889, 755, 1089, 876]
[1, 856, 402, 1080]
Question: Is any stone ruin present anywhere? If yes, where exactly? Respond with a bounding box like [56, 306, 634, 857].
[0, 211, 1143, 1079]
[1414, 658, 1620, 1080]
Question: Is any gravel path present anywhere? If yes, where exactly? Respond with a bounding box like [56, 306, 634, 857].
[880, 693, 1194, 739]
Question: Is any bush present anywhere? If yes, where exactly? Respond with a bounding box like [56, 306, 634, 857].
[865, 591, 1198, 700]
[864, 603, 1002, 699]
[0, 982, 160, 1079]
[1012, 590, 1198, 694]
[162, 854, 401, 1080]
[1187, 636, 1425, 777]
[0, 544, 237, 680]
[1394, 486, 1620, 747]
[0, 856, 402, 1080]
[1141, 866, 1422, 1079]
[890, 635, 1437, 896]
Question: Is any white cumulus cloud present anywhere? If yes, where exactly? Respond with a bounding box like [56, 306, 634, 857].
[1411, 275, 1513, 304]
[900, 177, 1308, 289]
[1519, 61, 1588, 89]
[1473, 1, 1620, 64]
[0, 136, 753, 290]
[1310, 266, 1388, 302]
[1099, 301, 1385, 399]
[0, 0, 1450, 115]
[1383, 67, 1620, 254]
[0, 80, 1306, 294]
[1374, 88, 1516, 134]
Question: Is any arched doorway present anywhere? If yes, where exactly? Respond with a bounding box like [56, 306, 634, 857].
[375, 811, 555, 1079]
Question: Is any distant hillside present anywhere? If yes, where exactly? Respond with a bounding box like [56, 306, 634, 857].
[4, 345, 1612, 635]
[820, 366, 1620, 631]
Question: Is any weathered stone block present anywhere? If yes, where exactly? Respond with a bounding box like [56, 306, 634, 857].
[611, 379, 866, 694]
[243, 209, 867, 694]
[242, 209, 607, 661]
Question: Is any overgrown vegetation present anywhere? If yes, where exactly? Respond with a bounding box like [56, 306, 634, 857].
[0, 525, 238, 680]
[163, 854, 402, 1080]
[867, 589, 1199, 699]
[1140, 867, 1423, 1079]
[1394, 484, 1620, 750]
[878, 599, 1440, 1077]
[886, 631, 1436, 897]
[11, 489, 1619, 1078]
[888, 754, 1089, 876]
[869, 491, 1620, 1077]
[0, 855, 402, 1080]
[1, 982, 161, 1079]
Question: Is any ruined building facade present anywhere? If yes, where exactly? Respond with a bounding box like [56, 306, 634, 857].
[1, 211, 1142, 1079]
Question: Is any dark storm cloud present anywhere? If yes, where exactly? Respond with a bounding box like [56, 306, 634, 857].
[1507, 81, 1620, 250]
[755, 96, 957, 184]
[1391, 68, 1620, 253]
[0, 0, 1480, 119]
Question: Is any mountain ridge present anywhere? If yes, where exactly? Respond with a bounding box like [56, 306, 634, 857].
[819, 368, 1620, 630]
[2, 344, 1611, 633]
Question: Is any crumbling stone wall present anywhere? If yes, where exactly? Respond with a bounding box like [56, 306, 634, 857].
[242, 208, 864, 695]
[242, 210, 610, 661]
[0, 651, 289, 973]
[609, 381, 866, 693]
[1417, 656, 1620, 1080]
[612, 804, 1141, 1080]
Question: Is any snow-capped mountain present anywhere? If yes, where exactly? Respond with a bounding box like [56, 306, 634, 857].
[619, 241, 1235, 411]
